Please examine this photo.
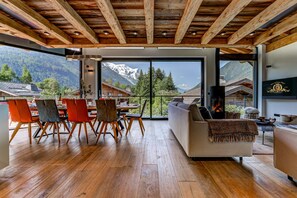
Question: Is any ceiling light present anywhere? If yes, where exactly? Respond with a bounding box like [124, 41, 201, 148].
[44, 32, 50, 36]
[249, 32, 255, 36]
[74, 31, 80, 36]
[220, 32, 226, 36]
[103, 31, 109, 35]
[66, 55, 102, 61]
[192, 32, 197, 36]
[162, 31, 167, 36]
[132, 31, 138, 36]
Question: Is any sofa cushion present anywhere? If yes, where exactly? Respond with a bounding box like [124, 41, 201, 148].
[199, 106, 213, 120]
[189, 104, 204, 121]
[177, 102, 190, 109]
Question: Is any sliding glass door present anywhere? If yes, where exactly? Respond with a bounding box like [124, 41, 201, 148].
[151, 60, 203, 118]
[100, 58, 203, 119]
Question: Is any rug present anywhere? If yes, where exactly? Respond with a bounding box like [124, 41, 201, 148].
[252, 131, 274, 155]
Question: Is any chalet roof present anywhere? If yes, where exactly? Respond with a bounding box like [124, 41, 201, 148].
[0, 81, 41, 97]
[0, 0, 296, 53]
[225, 85, 253, 96]
[102, 82, 132, 96]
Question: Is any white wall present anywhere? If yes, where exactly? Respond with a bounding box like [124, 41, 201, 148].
[83, 48, 216, 106]
[265, 42, 297, 117]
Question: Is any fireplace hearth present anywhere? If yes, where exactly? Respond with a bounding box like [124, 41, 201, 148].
[210, 86, 225, 119]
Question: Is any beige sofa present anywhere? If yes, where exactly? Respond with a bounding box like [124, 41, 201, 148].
[274, 127, 297, 181]
[168, 103, 253, 158]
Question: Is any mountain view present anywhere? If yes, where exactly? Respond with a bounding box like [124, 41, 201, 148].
[102, 62, 139, 86]
[0, 46, 80, 89]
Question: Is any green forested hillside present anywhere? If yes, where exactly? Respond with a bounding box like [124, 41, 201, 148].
[0, 46, 79, 88]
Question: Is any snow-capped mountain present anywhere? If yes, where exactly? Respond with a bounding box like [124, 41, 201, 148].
[102, 62, 139, 85]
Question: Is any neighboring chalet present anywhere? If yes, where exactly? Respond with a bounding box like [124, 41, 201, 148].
[0, 82, 41, 98]
[182, 77, 253, 107]
[102, 82, 132, 97]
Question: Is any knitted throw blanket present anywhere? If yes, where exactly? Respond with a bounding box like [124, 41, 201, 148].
[207, 119, 258, 143]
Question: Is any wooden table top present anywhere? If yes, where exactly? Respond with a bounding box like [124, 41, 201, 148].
[30, 104, 140, 111]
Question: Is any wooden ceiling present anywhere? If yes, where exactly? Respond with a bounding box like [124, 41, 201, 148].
[0, 0, 297, 54]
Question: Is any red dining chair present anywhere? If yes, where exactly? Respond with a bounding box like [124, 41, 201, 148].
[66, 99, 96, 144]
[7, 99, 44, 144]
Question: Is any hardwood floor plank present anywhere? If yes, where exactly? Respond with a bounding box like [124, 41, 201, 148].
[137, 164, 160, 198]
[0, 121, 296, 197]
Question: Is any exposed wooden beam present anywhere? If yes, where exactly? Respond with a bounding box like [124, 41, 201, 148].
[201, 0, 252, 44]
[95, 0, 126, 44]
[266, 32, 297, 52]
[254, 12, 297, 45]
[228, 0, 297, 44]
[174, 0, 203, 44]
[144, 0, 154, 44]
[0, 13, 46, 46]
[47, 0, 99, 44]
[230, 48, 252, 54]
[47, 38, 254, 49]
[220, 48, 239, 54]
[0, 0, 72, 45]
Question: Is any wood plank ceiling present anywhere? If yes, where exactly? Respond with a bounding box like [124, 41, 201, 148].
[0, 0, 297, 54]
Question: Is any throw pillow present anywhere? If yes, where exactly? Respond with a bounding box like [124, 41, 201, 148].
[199, 106, 213, 120]
[189, 104, 204, 121]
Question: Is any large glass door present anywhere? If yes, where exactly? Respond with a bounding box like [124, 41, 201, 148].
[100, 59, 203, 119]
[151, 59, 203, 118]
[101, 60, 151, 118]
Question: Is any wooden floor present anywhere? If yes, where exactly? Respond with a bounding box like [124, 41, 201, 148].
[1, 121, 296, 197]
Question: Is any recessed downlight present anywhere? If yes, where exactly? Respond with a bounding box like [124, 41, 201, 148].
[132, 31, 138, 36]
[44, 32, 50, 36]
[103, 31, 109, 35]
[162, 31, 167, 36]
[74, 31, 80, 36]
[220, 32, 226, 36]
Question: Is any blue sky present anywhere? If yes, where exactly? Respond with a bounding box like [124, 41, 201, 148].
[110, 61, 202, 91]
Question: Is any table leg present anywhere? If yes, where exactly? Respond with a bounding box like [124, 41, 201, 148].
[262, 131, 265, 145]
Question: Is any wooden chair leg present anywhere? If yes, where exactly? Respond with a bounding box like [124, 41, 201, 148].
[116, 122, 122, 136]
[56, 123, 61, 144]
[61, 121, 71, 133]
[122, 115, 128, 130]
[28, 123, 32, 144]
[103, 123, 108, 137]
[78, 123, 82, 138]
[139, 118, 145, 131]
[96, 122, 106, 144]
[36, 121, 48, 137]
[83, 122, 89, 144]
[88, 121, 97, 136]
[138, 119, 144, 136]
[52, 123, 56, 138]
[126, 118, 134, 135]
[66, 123, 77, 144]
[37, 122, 50, 144]
[111, 122, 118, 142]
[9, 122, 22, 143]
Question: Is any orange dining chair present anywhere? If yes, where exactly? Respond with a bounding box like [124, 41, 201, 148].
[66, 99, 96, 144]
[7, 99, 44, 144]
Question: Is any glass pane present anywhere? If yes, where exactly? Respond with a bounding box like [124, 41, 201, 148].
[0, 45, 80, 101]
[151, 60, 202, 118]
[220, 60, 254, 116]
[101, 60, 151, 118]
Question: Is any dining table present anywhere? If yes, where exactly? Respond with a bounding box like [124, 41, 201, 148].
[31, 104, 141, 138]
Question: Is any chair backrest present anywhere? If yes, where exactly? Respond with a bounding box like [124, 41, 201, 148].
[75, 99, 90, 122]
[7, 99, 33, 123]
[95, 99, 108, 122]
[105, 99, 117, 122]
[140, 100, 148, 117]
[36, 100, 60, 122]
[66, 99, 78, 122]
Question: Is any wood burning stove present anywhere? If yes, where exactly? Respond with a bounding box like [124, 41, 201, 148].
[210, 86, 225, 119]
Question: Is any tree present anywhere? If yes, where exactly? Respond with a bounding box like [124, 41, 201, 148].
[165, 72, 176, 91]
[20, 65, 32, 84]
[114, 81, 120, 88]
[0, 64, 16, 82]
[37, 78, 60, 96]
